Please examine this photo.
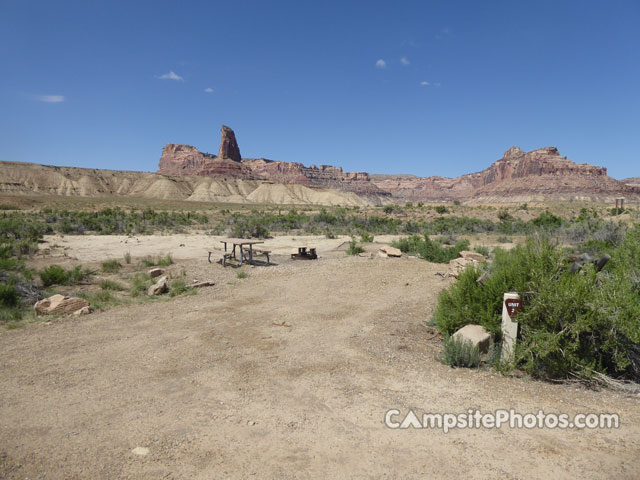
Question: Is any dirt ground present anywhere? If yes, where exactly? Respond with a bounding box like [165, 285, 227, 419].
[1, 235, 639, 479]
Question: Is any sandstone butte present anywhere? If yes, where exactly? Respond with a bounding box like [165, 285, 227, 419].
[157, 125, 639, 203]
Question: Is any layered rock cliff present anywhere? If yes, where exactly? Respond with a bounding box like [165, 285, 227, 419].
[372, 146, 638, 202]
[158, 125, 389, 198]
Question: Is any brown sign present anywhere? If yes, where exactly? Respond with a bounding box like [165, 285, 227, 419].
[505, 298, 522, 317]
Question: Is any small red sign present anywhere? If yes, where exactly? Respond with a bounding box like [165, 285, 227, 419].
[505, 298, 522, 317]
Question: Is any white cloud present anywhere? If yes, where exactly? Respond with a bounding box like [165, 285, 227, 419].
[157, 71, 184, 81]
[204, 87, 214, 93]
[35, 95, 65, 103]
[420, 81, 430, 86]
[434, 82, 441, 87]
[400, 57, 410, 66]
[375, 59, 387, 69]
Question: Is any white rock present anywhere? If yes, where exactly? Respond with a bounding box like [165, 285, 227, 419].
[132, 446, 149, 456]
[452, 324, 491, 354]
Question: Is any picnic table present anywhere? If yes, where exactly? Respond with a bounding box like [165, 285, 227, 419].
[208, 238, 269, 266]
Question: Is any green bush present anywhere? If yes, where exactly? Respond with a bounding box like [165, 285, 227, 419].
[140, 254, 173, 268]
[0, 283, 19, 308]
[39, 265, 90, 287]
[392, 234, 469, 263]
[100, 279, 125, 291]
[156, 254, 173, 267]
[169, 279, 195, 297]
[435, 205, 449, 214]
[101, 259, 121, 273]
[360, 232, 374, 243]
[346, 239, 365, 256]
[433, 232, 640, 381]
[236, 271, 248, 279]
[130, 273, 152, 297]
[441, 336, 481, 368]
[497, 236, 512, 243]
[124, 252, 132, 264]
[474, 245, 490, 257]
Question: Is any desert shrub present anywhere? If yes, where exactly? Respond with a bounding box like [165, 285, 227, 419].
[474, 245, 490, 257]
[140, 254, 173, 268]
[101, 259, 121, 273]
[530, 210, 563, 230]
[124, 252, 132, 264]
[453, 200, 461, 206]
[497, 236, 512, 243]
[0, 283, 19, 308]
[130, 273, 152, 297]
[434, 205, 448, 214]
[433, 232, 640, 381]
[169, 279, 194, 297]
[100, 279, 125, 291]
[392, 234, 469, 263]
[156, 254, 173, 267]
[236, 271, 248, 279]
[39, 265, 90, 287]
[440, 336, 481, 368]
[346, 238, 365, 256]
[360, 231, 374, 243]
[79, 290, 118, 311]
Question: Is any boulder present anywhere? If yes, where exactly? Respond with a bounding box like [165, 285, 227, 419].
[452, 324, 491, 354]
[73, 306, 91, 316]
[459, 251, 486, 262]
[449, 257, 478, 274]
[147, 276, 168, 296]
[148, 268, 164, 278]
[379, 246, 402, 257]
[34, 294, 90, 316]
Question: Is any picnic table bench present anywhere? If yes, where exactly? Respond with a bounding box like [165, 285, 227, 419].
[291, 246, 317, 260]
[208, 238, 268, 266]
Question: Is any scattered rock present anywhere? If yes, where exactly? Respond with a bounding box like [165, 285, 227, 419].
[452, 324, 491, 354]
[449, 257, 478, 274]
[377, 251, 388, 258]
[73, 306, 91, 316]
[34, 295, 90, 316]
[459, 251, 486, 262]
[131, 447, 149, 456]
[147, 276, 168, 296]
[192, 281, 215, 288]
[148, 268, 164, 278]
[379, 246, 402, 257]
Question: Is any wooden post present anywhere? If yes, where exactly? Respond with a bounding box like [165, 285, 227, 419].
[501, 293, 522, 361]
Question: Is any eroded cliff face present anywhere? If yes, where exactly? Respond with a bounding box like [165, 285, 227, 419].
[157, 125, 637, 203]
[372, 146, 635, 202]
[158, 125, 388, 197]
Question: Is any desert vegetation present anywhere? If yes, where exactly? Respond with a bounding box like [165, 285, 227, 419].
[433, 226, 640, 383]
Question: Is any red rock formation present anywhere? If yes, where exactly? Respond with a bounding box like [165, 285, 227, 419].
[158, 125, 387, 196]
[158, 127, 638, 203]
[372, 146, 637, 202]
[218, 125, 241, 161]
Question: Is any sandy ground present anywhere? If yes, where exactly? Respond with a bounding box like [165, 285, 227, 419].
[1, 235, 639, 479]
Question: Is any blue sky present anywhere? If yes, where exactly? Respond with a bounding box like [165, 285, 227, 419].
[1, 0, 638, 179]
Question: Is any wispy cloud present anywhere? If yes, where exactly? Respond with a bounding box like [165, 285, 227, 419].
[420, 81, 441, 87]
[434, 82, 441, 87]
[400, 57, 410, 66]
[35, 95, 65, 103]
[375, 59, 387, 69]
[420, 81, 430, 86]
[204, 87, 214, 93]
[156, 71, 184, 81]
[436, 27, 451, 40]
